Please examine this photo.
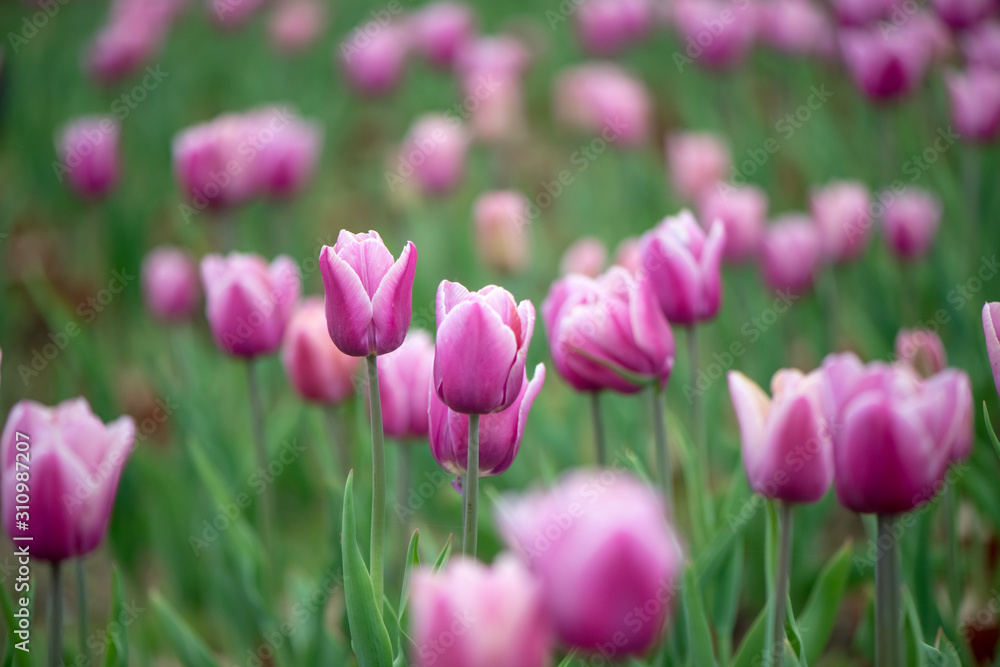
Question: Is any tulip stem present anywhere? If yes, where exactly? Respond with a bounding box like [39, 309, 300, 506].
[366, 354, 386, 613]
[876, 513, 902, 667]
[397, 443, 413, 564]
[590, 391, 607, 465]
[767, 502, 793, 667]
[687, 326, 707, 478]
[49, 561, 62, 667]
[463, 414, 480, 557]
[651, 385, 674, 522]
[247, 362, 276, 600]
[944, 485, 961, 620]
[75, 559, 91, 667]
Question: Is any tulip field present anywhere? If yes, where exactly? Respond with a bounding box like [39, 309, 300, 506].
[3, 0, 1000, 665]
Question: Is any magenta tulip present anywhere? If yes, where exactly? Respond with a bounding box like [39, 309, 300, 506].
[397, 114, 469, 197]
[614, 237, 642, 274]
[281, 298, 362, 404]
[141, 246, 201, 322]
[473, 190, 531, 274]
[881, 187, 941, 260]
[575, 0, 653, 55]
[639, 210, 726, 325]
[2, 398, 135, 561]
[434, 281, 535, 415]
[728, 369, 833, 503]
[983, 302, 1000, 399]
[839, 23, 931, 101]
[946, 67, 1000, 143]
[410, 555, 554, 667]
[811, 180, 871, 262]
[83, 0, 176, 84]
[932, 0, 993, 30]
[672, 0, 756, 69]
[498, 469, 684, 656]
[961, 20, 1000, 70]
[542, 267, 675, 394]
[666, 132, 732, 203]
[757, 0, 833, 57]
[553, 63, 651, 148]
[200, 253, 301, 358]
[429, 363, 544, 476]
[698, 184, 767, 262]
[249, 108, 323, 199]
[455, 34, 531, 83]
[269, 0, 327, 54]
[338, 22, 409, 97]
[760, 214, 823, 295]
[208, 0, 266, 29]
[559, 237, 607, 278]
[410, 1, 476, 69]
[379, 330, 435, 439]
[172, 113, 259, 210]
[56, 116, 120, 199]
[895, 328, 946, 378]
[831, 0, 895, 25]
[319, 230, 417, 357]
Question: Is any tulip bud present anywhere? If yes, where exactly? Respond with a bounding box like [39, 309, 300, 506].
[338, 21, 409, 97]
[575, 0, 653, 55]
[931, 0, 993, 30]
[379, 330, 435, 439]
[895, 328, 946, 378]
[463, 72, 525, 144]
[498, 469, 684, 656]
[639, 210, 726, 325]
[319, 230, 417, 357]
[250, 109, 323, 199]
[542, 267, 675, 394]
[141, 246, 201, 322]
[434, 281, 535, 414]
[200, 253, 301, 358]
[410, 555, 554, 667]
[281, 298, 362, 404]
[838, 24, 931, 102]
[757, 0, 833, 57]
[172, 113, 258, 210]
[269, 0, 327, 55]
[880, 187, 941, 261]
[760, 215, 823, 295]
[698, 184, 767, 262]
[83, 0, 175, 84]
[614, 236, 642, 274]
[672, 0, 756, 69]
[982, 302, 1000, 399]
[559, 237, 607, 278]
[473, 190, 531, 274]
[728, 369, 833, 503]
[2, 398, 135, 561]
[553, 63, 651, 148]
[811, 180, 871, 262]
[961, 20, 1000, 70]
[666, 132, 732, 203]
[398, 114, 469, 197]
[410, 1, 477, 69]
[946, 67, 1000, 144]
[455, 34, 531, 83]
[56, 116, 120, 199]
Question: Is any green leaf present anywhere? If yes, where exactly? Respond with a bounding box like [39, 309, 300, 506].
[432, 534, 454, 573]
[903, 589, 926, 667]
[730, 604, 767, 667]
[780, 640, 802, 667]
[683, 566, 717, 667]
[399, 530, 420, 621]
[557, 649, 578, 667]
[103, 567, 129, 667]
[341, 472, 393, 667]
[983, 402, 1000, 459]
[150, 591, 220, 667]
[783, 596, 806, 667]
[796, 541, 853, 665]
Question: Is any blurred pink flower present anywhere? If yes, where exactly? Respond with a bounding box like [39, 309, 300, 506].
[880, 187, 941, 260]
[56, 116, 120, 199]
[455, 34, 531, 82]
[839, 23, 932, 101]
[811, 180, 871, 262]
[553, 63, 652, 148]
[830, 0, 895, 26]
[281, 298, 362, 404]
[931, 0, 994, 30]
[698, 184, 767, 262]
[757, 0, 833, 57]
[473, 190, 532, 274]
[396, 114, 469, 197]
[666, 131, 731, 202]
[760, 214, 823, 294]
[672, 0, 756, 69]
[269, 0, 327, 54]
[141, 246, 201, 322]
[410, 1, 477, 69]
[614, 236, 642, 274]
[379, 330, 435, 440]
[895, 328, 946, 378]
[559, 237, 607, 277]
[338, 21, 409, 97]
[84, 0, 177, 83]
[575, 0, 653, 55]
[946, 67, 1000, 143]
[961, 20, 1000, 70]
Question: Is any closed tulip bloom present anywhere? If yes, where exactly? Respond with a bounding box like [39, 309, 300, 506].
[881, 187, 941, 260]
[498, 470, 684, 655]
[983, 302, 1000, 399]
[281, 298, 362, 404]
[728, 369, 833, 503]
[269, 0, 327, 54]
[379, 330, 435, 439]
[56, 116, 120, 199]
[209, 0, 266, 29]
[911, 11, 954, 63]
[201, 253, 301, 357]
[83, 0, 176, 83]
[464, 73, 525, 144]
[141, 246, 201, 321]
[961, 21, 1000, 70]
[946, 67, 1000, 143]
[831, 0, 895, 25]
[434, 281, 535, 414]
[932, 0, 993, 30]
[429, 363, 544, 476]
[575, 0, 653, 55]
[2, 398, 135, 561]
[559, 237, 607, 278]
[455, 34, 531, 83]
[410, 1, 476, 69]
[542, 267, 675, 394]
[319, 230, 417, 357]
[250, 110, 323, 199]
[553, 63, 652, 148]
[614, 236, 642, 274]
[473, 190, 531, 274]
[895, 328, 946, 378]
[639, 210, 726, 325]
[839, 24, 931, 101]
[698, 184, 767, 262]
[410, 555, 554, 667]
[760, 215, 823, 294]
[338, 22, 409, 96]
[398, 114, 469, 197]
[811, 180, 871, 262]
[173, 114, 258, 210]
[666, 132, 732, 203]
[757, 0, 833, 57]
[672, 0, 756, 69]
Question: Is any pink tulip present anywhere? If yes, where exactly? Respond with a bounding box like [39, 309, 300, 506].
[172, 113, 259, 210]
[455, 34, 531, 83]
[473, 190, 531, 274]
[932, 0, 993, 30]
[410, 1, 476, 69]
[821, 353, 972, 514]
[269, 0, 327, 54]
[141, 246, 201, 322]
[463, 73, 525, 144]
[434, 281, 535, 415]
[760, 215, 823, 294]
[379, 330, 435, 439]
[209, 0, 267, 30]
[56, 116, 120, 199]
[200, 253, 301, 358]
[614, 236, 642, 274]
[961, 20, 1000, 70]
[429, 363, 544, 476]
[498, 469, 684, 656]
[830, 0, 895, 25]
[281, 298, 362, 404]
[895, 328, 946, 378]
[338, 22, 409, 97]
[881, 187, 941, 260]
[410, 555, 554, 667]
[811, 180, 872, 262]
[575, 0, 653, 55]
[543, 267, 675, 394]
[319, 230, 417, 357]
[982, 302, 1000, 399]
[639, 210, 726, 325]
[946, 67, 1000, 143]
[910, 11, 954, 63]
[397, 114, 469, 197]
[672, 0, 756, 69]
[839, 23, 932, 101]
[757, 0, 834, 57]
[559, 237, 607, 278]
[666, 132, 732, 203]
[698, 184, 767, 262]
[2, 398, 135, 561]
[83, 0, 176, 83]
[553, 63, 652, 148]
[249, 109, 323, 199]
[728, 369, 833, 503]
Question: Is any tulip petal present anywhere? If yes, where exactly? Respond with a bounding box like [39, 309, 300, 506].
[728, 372, 771, 475]
[371, 240, 417, 354]
[320, 244, 375, 357]
[983, 302, 1000, 399]
[436, 280, 471, 326]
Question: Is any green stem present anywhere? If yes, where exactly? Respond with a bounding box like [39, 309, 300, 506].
[366, 355, 386, 613]
[590, 391, 607, 466]
[876, 514, 902, 667]
[944, 485, 961, 620]
[247, 362, 274, 573]
[75, 559, 90, 666]
[49, 561, 62, 667]
[397, 443, 413, 553]
[651, 385, 674, 522]
[687, 326, 706, 478]
[463, 414, 480, 556]
[768, 502, 794, 667]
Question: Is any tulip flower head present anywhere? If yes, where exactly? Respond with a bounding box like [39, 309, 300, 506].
[961, 20, 1000, 70]
[281, 298, 362, 404]
[553, 63, 652, 148]
[946, 67, 1000, 143]
[56, 116, 120, 199]
[410, 1, 477, 69]
[880, 187, 941, 260]
[811, 180, 872, 262]
[141, 246, 201, 322]
[698, 184, 768, 262]
[839, 23, 932, 102]
[614, 236, 642, 274]
[932, 0, 993, 30]
[575, 0, 653, 55]
[982, 302, 1000, 399]
[473, 190, 532, 274]
[396, 114, 470, 197]
[379, 329, 436, 440]
[760, 214, 824, 295]
[757, 0, 834, 57]
[319, 230, 417, 357]
[559, 237, 607, 278]
[671, 0, 756, 69]
[269, 0, 327, 54]
[666, 132, 732, 203]
[338, 21, 409, 96]
[895, 328, 946, 378]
